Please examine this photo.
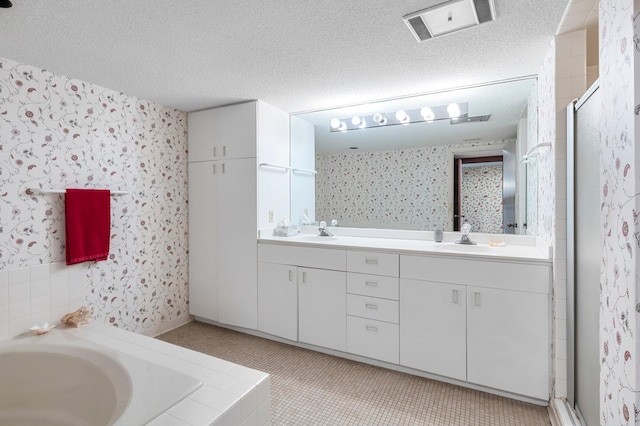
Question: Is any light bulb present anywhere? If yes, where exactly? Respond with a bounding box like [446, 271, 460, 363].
[395, 110, 408, 122]
[379, 117, 388, 125]
[330, 118, 341, 129]
[338, 122, 347, 132]
[372, 113, 383, 124]
[447, 103, 461, 119]
[420, 107, 434, 122]
[358, 118, 367, 129]
[351, 116, 361, 126]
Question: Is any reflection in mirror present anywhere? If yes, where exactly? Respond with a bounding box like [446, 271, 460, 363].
[292, 78, 538, 235]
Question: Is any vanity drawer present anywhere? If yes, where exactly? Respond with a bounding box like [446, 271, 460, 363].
[347, 316, 399, 364]
[347, 294, 399, 324]
[347, 273, 399, 300]
[400, 255, 550, 294]
[258, 243, 346, 271]
[347, 251, 399, 277]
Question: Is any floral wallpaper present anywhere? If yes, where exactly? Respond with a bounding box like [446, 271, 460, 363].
[315, 140, 513, 231]
[0, 56, 189, 334]
[526, 83, 539, 236]
[535, 40, 556, 247]
[599, 0, 639, 423]
[460, 165, 503, 234]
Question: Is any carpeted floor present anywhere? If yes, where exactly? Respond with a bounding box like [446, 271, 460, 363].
[157, 321, 551, 425]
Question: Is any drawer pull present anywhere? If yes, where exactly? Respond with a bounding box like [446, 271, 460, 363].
[474, 292, 481, 307]
[365, 325, 379, 333]
[288, 270, 294, 282]
[365, 258, 379, 265]
[365, 281, 378, 287]
[452, 289, 459, 304]
[365, 303, 378, 310]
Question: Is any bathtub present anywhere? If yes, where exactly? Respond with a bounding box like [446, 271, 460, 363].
[0, 327, 202, 426]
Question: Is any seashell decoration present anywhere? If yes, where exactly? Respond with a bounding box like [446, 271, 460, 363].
[60, 306, 93, 328]
[29, 322, 56, 335]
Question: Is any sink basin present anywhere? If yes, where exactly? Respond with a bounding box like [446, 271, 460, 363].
[433, 243, 496, 253]
[301, 235, 338, 242]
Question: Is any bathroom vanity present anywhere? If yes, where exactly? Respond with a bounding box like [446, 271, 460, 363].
[255, 232, 552, 403]
[186, 100, 552, 406]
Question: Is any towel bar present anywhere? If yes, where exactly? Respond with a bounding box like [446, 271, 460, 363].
[28, 188, 129, 195]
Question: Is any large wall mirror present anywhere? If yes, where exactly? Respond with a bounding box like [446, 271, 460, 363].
[292, 77, 538, 235]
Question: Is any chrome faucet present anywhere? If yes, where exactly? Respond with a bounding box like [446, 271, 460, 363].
[456, 222, 476, 245]
[318, 221, 333, 237]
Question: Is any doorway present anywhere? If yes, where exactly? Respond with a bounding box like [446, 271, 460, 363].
[453, 156, 504, 233]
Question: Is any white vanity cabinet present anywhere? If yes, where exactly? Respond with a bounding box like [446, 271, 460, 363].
[188, 156, 258, 327]
[257, 244, 347, 351]
[188, 101, 290, 330]
[399, 278, 467, 381]
[188, 102, 257, 162]
[298, 267, 347, 352]
[400, 254, 551, 400]
[346, 251, 400, 364]
[257, 261, 298, 341]
[466, 285, 549, 400]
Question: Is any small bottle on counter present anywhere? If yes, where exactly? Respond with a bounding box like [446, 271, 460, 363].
[434, 226, 444, 242]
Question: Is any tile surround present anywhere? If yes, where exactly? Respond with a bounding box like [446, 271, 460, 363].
[0, 262, 87, 340]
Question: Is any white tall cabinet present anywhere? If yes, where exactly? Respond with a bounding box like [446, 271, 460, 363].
[188, 101, 290, 330]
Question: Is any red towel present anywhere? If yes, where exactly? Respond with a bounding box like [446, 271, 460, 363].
[65, 189, 111, 265]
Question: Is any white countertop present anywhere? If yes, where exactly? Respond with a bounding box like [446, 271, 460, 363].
[259, 232, 551, 263]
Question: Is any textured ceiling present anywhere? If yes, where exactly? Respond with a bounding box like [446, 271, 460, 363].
[0, 0, 568, 114]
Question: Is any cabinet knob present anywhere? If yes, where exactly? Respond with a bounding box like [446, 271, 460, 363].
[223, 145, 227, 156]
[221, 163, 226, 174]
[474, 292, 481, 307]
[288, 270, 294, 282]
[365, 325, 379, 333]
[365, 281, 378, 288]
[302, 271, 307, 283]
[365, 303, 378, 310]
[213, 146, 217, 157]
[452, 289, 459, 304]
[212, 164, 217, 174]
[365, 258, 379, 265]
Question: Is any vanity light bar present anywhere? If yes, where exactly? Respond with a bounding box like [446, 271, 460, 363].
[330, 102, 468, 132]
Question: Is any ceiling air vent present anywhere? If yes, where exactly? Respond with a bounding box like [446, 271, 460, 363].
[403, 0, 496, 42]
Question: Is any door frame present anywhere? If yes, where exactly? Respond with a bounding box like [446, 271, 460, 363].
[453, 155, 504, 231]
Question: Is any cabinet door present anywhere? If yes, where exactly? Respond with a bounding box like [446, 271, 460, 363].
[399, 279, 466, 381]
[218, 158, 258, 329]
[188, 109, 220, 162]
[467, 286, 549, 399]
[188, 161, 219, 320]
[218, 102, 257, 160]
[298, 267, 346, 352]
[258, 262, 298, 341]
